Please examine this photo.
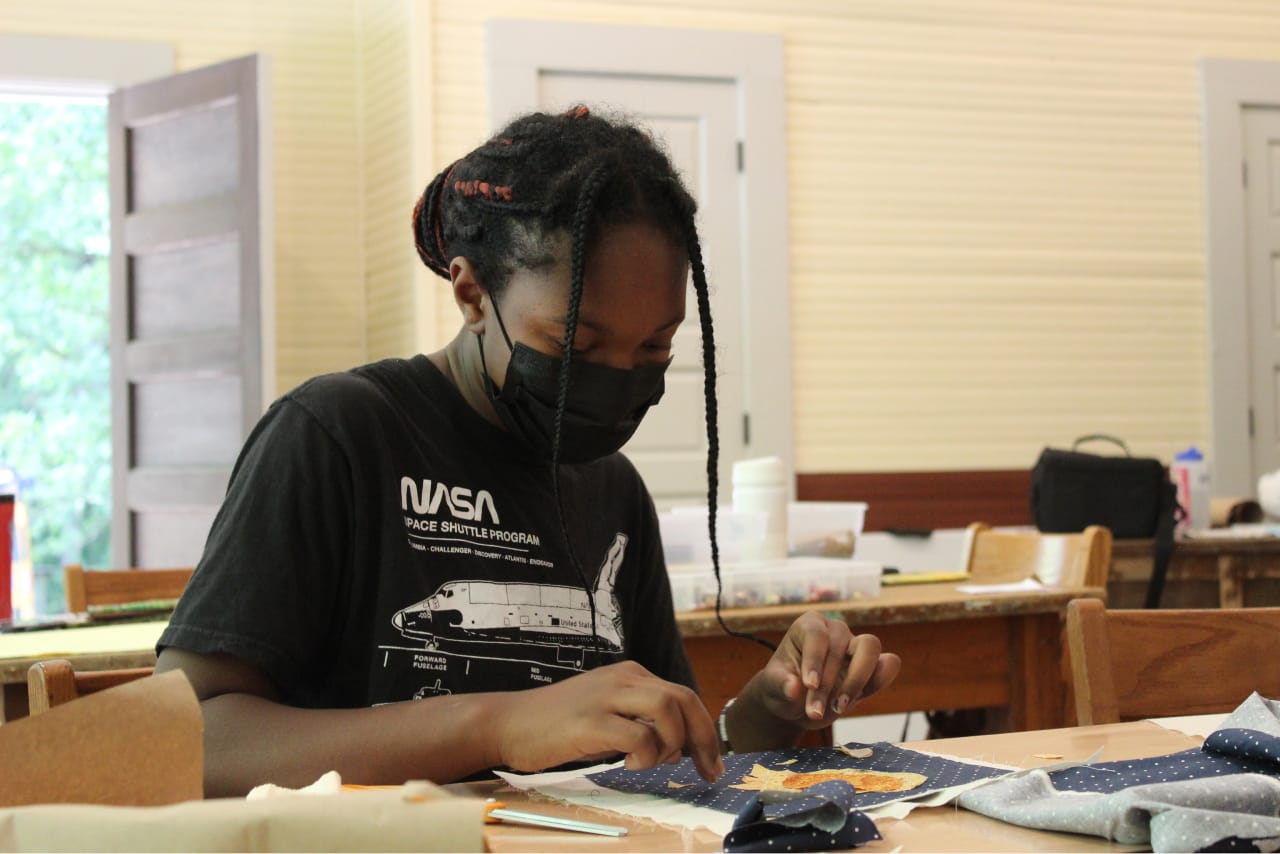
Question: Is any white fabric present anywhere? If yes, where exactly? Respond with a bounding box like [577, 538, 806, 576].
[1146, 714, 1229, 739]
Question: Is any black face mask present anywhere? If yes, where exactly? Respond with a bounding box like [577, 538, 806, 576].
[477, 300, 668, 464]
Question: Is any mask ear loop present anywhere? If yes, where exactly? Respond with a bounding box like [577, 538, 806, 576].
[476, 292, 515, 395]
[487, 293, 516, 351]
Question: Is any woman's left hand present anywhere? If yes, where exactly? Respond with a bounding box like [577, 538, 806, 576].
[748, 611, 901, 730]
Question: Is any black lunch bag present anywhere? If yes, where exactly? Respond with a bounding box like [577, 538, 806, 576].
[1031, 434, 1181, 608]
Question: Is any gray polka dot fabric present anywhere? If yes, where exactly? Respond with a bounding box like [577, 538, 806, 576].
[959, 771, 1280, 851]
[957, 692, 1280, 852]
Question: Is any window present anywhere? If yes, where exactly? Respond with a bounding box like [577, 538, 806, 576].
[1, 35, 171, 614]
[0, 97, 110, 614]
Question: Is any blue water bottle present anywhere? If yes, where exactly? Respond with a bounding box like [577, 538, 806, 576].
[1171, 447, 1210, 533]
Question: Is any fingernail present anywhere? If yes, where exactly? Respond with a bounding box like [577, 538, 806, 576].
[834, 694, 849, 714]
[809, 700, 824, 718]
[805, 670, 820, 688]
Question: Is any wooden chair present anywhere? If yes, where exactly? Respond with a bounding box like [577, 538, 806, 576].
[925, 523, 1113, 739]
[961, 523, 1112, 588]
[27, 659, 155, 715]
[1066, 597, 1280, 725]
[63, 563, 194, 614]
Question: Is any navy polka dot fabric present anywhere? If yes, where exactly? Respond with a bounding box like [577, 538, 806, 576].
[723, 782, 882, 853]
[760, 780, 863, 828]
[1205, 728, 1280, 770]
[1045, 723, 1280, 794]
[587, 741, 1007, 815]
[1047, 746, 1276, 794]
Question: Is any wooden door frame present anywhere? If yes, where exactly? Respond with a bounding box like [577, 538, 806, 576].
[484, 18, 795, 482]
[1201, 59, 1280, 496]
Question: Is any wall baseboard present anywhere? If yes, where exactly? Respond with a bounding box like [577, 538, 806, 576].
[796, 470, 1032, 532]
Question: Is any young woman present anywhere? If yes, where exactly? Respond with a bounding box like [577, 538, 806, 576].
[155, 107, 900, 797]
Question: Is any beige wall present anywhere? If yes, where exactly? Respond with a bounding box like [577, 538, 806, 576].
[10, 1, 1280, 474]
[422, 0, 1280, 474]
[360, 0, 418, 361]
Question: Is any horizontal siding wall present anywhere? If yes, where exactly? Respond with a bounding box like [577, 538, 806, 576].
[0, 0, 366, 398]
[425, 0, 1280, 472]
[359, 0, 418, 360]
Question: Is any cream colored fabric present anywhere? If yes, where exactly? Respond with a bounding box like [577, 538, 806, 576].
[0, 785, 486, 852]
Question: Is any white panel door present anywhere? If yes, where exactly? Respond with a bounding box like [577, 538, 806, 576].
[1244, 107, 1280, 483]
[485, 19, 793, 512]
[536, 74, 744, 509]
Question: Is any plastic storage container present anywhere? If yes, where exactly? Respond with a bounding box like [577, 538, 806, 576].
[788, 501, 868, 558]
[658, 507, 767, 568]
[667, 557, 880, 613]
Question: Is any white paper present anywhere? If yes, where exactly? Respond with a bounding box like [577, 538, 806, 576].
[494, 762, 747, 834]
[1145, 714, 1229, 739]
[955, 578, 1044, 595]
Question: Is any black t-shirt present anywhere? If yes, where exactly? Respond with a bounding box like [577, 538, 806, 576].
[158, 355, 694, 708]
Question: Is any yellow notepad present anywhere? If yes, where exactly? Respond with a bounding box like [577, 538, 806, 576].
[881, 571, 971, 586]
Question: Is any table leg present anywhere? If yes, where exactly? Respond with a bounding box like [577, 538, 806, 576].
[1218, 555, 1244, 609]
[2, 682, 29, 724]
[1008, 612, 1065, 731]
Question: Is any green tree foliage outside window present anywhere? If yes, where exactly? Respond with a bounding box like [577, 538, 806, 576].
[0, 100, 110, 612]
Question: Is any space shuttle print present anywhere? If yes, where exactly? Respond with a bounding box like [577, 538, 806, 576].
[391, 533, 629, 659]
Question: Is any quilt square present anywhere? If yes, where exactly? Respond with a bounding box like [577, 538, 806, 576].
[587, 741, 1008, 815]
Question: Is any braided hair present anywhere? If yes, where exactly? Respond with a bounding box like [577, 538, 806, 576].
[412, 106, 774, 652]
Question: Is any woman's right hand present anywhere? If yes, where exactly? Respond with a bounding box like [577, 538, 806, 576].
[490, 660, 725, 781]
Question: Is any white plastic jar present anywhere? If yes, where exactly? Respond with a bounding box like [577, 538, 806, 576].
[731, 456, 789, 563]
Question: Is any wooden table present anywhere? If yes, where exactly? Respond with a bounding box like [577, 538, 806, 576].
[0, 620, 166, 723]
[463, 717, 1209, 852]
[677, 581, 1107, 732]
[1110, 535, 1280, 608]
[0, 580, 1103, 734]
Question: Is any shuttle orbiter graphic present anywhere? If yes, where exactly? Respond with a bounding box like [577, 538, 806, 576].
[391, 533, 628, 654]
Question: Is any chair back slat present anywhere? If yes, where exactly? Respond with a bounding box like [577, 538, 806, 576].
[64, 564, 194, 613]
[1067, 598, 1280, 724]
[27, 658, 156, 716]
[963, 523, 1112, 588]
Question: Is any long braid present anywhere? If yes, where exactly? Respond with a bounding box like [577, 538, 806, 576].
[689, 234, 777, 653]
[551, 162, 611, 652]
